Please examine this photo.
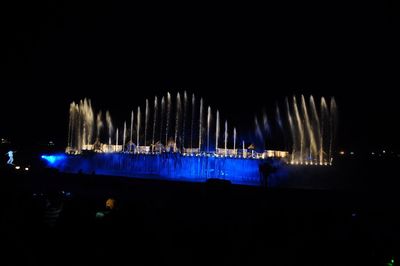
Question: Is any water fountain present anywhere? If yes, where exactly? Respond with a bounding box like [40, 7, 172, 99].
[152, 96, 158, 147]
[106, 110, 113, 151]
[254, 95, 339, 165]
[215, 110, 220, 152]
[166, 92, 171, 146]
[144, 99, 149, 147]
[224, 120, 228, 156]
[198, 98, 203, 152]
[160, 96, 165, 150]
[136, 107, 140, 148]
[233, 127, 237, 152]
[129, 110, 134, 152]
[174, 93, 181, 150]
[189, 94, 195, 150]
[207, 106, 211, 152]
[182, 91, 188, 149]
[123, 122, 126, 152]
[49, 93, 337, 186]
[115, 128, 119, 152]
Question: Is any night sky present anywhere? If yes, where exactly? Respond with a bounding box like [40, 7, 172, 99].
[0, 0, 398, 152]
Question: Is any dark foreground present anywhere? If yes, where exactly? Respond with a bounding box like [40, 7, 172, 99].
[1, 164, 399, 266]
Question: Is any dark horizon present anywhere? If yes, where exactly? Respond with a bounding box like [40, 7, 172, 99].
[1, 0, 398, 152]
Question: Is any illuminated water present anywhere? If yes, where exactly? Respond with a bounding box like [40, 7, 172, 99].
[63, 92, 337, 186]
[42, 153, 266, 186]
[280, 95, 337, 165]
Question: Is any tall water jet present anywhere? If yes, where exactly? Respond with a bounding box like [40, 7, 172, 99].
[130, 110, 134, 152]
[198, 98, 203, 150]
[275, 104, 283, 131]
[106, 111, 113, 149]
[207, 106, 211, 152]
[309, 96, 321, 163]
[81, 106, 87, 148]
[165, 92, 171, 146]
[160, 96, 165, 146]
[144, 99, 149, 146]
[215, 110, 220, 152]
[233, 127, 237, 152]
[301, 95, 317, 161]
[115, 128, 119, 152]
[320, 97, 329, 164]
[190, 94, 195, 150]
[182, 91, 188, 148]
[67, 103, 75, 149]
[262, 110, 270, 137]
[224, 120, 228, 155]
[285, 97, 295, 163]
[123, 121, 126, 152]
[77, 104, 82, 150]
[137, 107, 141, 148]
[96, 111, 103, 140]
[174, 92, 181, 149]
[74, 98, 95, 150]
[293, 96, 304, 163]
[88, 99, 95, 145]
[83, 98, 94, 147]
[80, 101, 86, 148]
[68, 102, 82, 150]
[152, 96, 158, 147]
[329, 97, 338, 163]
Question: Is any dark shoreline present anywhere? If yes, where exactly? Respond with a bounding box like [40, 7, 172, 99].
[1, 161, 399, 265]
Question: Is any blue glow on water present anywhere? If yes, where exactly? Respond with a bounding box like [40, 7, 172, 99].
[41, 154, 67, 166]
[40, 153, 273, 186]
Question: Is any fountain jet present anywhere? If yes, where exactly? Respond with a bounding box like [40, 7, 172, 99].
[137, 107, 141, 148]
[207, 106, 211, 152]
[144, 99, 149, 146]
[152, 96, 158, 147]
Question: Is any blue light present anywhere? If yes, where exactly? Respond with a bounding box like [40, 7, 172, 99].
[41, 154, 67, 166]
[42, 153, 280, 186]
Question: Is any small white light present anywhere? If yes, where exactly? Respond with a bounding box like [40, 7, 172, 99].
[25, 167, 29, 171]
[15, 166, 20, 170]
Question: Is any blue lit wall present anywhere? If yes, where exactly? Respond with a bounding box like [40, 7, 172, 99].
[41, 153, 269, 186]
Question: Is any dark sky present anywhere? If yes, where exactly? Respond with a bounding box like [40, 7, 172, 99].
[0, 0, 398, 152]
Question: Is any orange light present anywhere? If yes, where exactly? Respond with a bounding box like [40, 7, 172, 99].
[105, 198, 116, 210]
